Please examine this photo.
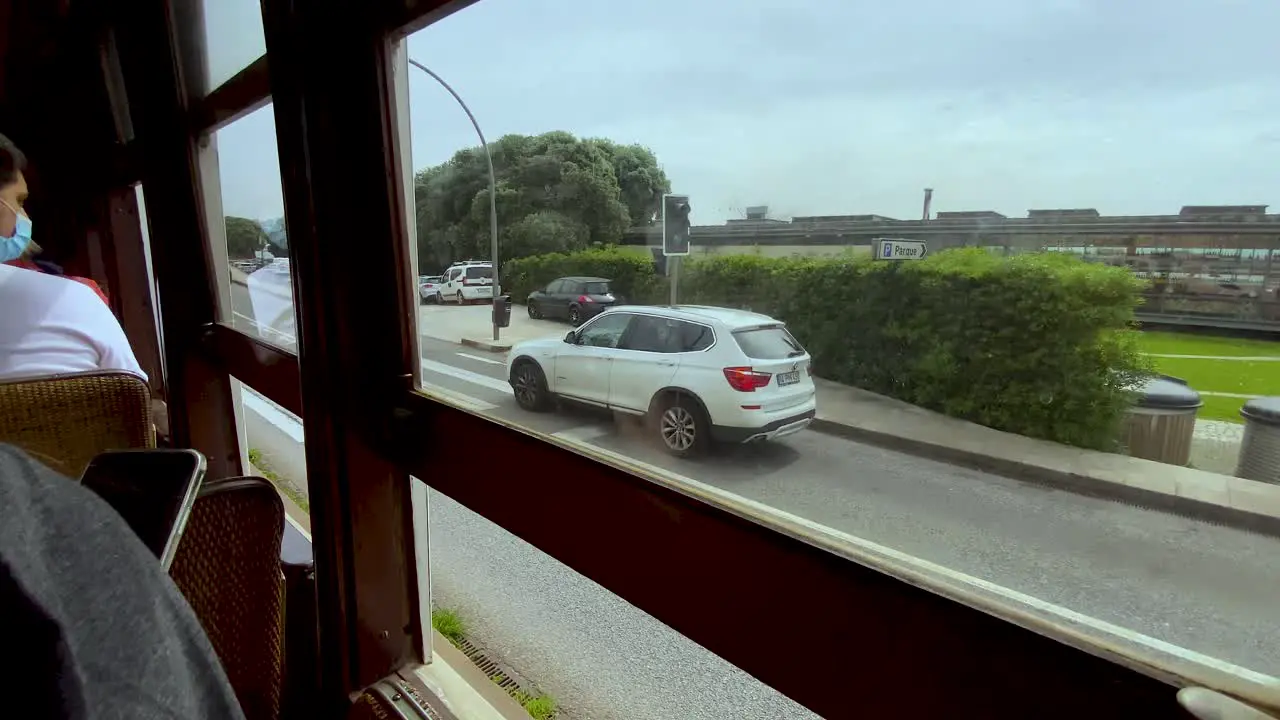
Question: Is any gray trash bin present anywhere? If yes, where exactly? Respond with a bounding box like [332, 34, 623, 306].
[1235, 397, 1280, 484]
[1124, 376, 1202, 466]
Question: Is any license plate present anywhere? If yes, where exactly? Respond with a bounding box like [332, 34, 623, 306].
[777, 370, 800, 386]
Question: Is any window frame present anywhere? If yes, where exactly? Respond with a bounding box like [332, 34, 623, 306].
[100, 0, 1280, 716]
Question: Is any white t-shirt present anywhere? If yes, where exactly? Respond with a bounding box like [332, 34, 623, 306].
[0, 264, 146, 383]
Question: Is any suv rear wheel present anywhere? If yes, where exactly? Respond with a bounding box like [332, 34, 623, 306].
[654, 393, 709, 458]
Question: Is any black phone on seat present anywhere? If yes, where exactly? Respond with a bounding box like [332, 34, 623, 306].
[79, 449, 207, 570]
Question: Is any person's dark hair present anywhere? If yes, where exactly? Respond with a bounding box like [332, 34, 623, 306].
[0, 133, 28, 190]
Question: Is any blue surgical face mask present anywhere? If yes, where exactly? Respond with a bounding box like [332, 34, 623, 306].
[0, 199, 32, 263]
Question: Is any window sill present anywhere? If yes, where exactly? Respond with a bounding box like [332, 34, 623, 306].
[412, 630, 532, 720]
[265, 481, 524, 720]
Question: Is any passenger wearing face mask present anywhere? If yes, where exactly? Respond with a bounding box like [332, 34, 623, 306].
[0, 133, 145, 382]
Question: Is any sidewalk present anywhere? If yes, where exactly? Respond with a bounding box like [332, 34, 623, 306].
[418, 303, 564, 351]
[809, 379, 1280, 533]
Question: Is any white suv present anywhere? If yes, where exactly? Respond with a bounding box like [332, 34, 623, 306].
[437, 261, 493, 304]
[506, 305, 816, 457]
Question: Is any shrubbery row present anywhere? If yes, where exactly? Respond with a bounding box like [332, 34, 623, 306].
[502, 247, 1150, 450]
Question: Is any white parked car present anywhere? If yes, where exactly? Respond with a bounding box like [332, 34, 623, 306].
[436, 261, 493, 304]
[418, 275, 442, 303]
[506, 305, 816, 457]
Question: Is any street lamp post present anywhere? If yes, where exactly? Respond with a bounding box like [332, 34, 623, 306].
[408, 58, 501, 342]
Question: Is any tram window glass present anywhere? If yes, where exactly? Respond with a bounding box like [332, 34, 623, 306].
[237, 378, 310, 522]
[387, 0, 1280, 705]
[205, 104, 298, 355]
[178, 0, 268, 95]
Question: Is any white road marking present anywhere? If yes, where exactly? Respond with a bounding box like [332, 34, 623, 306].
[551, 438, 1280, 687]
[418, 381, 499, 412]
[1199, 391, 1263, 399]
[457, 352, 505, 366]
[420, 358, 513, 395]
[552, 425, 613, 443]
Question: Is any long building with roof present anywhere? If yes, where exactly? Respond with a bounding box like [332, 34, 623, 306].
[621, 204, 1280, 331]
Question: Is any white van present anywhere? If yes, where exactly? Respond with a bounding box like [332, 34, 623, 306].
[437, 262, 494, 304]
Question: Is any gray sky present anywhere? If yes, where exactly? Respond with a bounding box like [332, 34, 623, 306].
[207, 0, 1280, 224]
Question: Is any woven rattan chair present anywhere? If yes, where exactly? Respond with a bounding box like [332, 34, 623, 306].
[0, 370, 154, 478]
[171, 477, 286, 720]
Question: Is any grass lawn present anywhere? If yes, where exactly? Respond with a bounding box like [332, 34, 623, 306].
[1139, 331, 1280, 358]
[1136, 332, 1280, 423]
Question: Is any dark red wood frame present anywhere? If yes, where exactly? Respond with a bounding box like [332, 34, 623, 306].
[21, 0, 1279, 717]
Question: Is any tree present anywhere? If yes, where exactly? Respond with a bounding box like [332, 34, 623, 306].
[224, 216, 268, 259]
[261, 217, 289, 257]
[587, 138, 670, 228]
[413, 131, 670, 273]
[503, 210, 589, 259]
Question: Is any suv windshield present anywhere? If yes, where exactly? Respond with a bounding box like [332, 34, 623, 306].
[733, 326, 805, 360]
[583, 281, 611, 295]
[465, 266, 493, 280]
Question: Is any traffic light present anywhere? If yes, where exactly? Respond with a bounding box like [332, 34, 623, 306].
[662, 194, 691, 256]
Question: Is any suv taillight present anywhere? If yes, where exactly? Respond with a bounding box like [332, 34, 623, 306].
[578, 295, 594, 303]
[723, 366, 772, 392]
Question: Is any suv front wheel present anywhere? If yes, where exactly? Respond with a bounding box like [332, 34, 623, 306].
[511, 360, 552, 412]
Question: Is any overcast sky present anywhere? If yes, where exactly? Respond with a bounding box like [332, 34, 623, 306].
[206, 0, 1280, 224]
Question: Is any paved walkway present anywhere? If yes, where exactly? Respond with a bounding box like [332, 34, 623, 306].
[811, 379, 1280, 522]
[417, 302, 564, 349]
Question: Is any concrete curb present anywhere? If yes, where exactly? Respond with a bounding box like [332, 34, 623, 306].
[809, 418, 1280, 538]
[460, 337, 512, 353]
[427, 630, 533, 720]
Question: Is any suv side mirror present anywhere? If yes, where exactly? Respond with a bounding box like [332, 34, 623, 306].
[564, 331, 576, 344]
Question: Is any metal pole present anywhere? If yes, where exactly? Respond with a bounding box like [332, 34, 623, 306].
[408, 58, 500, 342]
[669, 255, 679, 306]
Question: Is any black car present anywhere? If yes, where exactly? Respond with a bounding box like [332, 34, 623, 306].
[526, 276, 617, 326]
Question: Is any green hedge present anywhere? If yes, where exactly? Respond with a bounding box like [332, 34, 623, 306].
[501, 247, 667, 305]
[505, 247, 1150, 450]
